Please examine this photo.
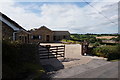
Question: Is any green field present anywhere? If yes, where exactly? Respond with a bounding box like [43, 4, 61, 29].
[70, 34, 119, 43]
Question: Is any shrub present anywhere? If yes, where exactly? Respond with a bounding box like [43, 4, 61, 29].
[61, 39, 81, 44]
[107, 44, 120, 61]
[93, 42, 100, 47]
[2, 40, 44, 79]
[92, 45, 120, 60]
[92, 47, 108, 57]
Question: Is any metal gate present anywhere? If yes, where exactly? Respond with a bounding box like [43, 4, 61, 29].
[39, 45, 65, 59]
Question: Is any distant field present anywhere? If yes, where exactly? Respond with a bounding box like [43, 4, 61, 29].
[96, 36, 118, 39]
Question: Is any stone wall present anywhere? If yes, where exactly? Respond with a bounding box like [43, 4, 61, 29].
[30, 27, 54, 43]
[2, 22, 14, 40]
[53, 31, 70, 41]
[16, 31, 30, 43]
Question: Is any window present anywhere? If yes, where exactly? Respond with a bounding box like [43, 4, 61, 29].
[32, 35, 41, 39]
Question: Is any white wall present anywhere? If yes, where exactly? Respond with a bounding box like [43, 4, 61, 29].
[65, 44, 82, 58]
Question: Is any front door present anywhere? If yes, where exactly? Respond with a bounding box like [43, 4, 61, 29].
[46, 35, 50, 42]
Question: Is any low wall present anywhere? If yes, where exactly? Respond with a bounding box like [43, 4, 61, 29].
[65, 44, 82, 59]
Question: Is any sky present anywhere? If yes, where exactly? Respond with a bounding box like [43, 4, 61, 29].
[0, 0, 119, 34]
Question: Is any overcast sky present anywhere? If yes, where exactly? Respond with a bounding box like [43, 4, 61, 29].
[0, 0, 119, 34]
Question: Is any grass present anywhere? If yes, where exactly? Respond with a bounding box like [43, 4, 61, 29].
[110, 59, 120, 62]
[61, 39, 81, 44]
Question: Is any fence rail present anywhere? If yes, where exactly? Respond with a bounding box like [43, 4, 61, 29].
[38, 45, 65, 59]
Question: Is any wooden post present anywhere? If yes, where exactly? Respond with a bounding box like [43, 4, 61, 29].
[63, 45, 65, 58]
[36, 43, 40, 63]
[81, 42, 84, 55]
[46, 45, 50, 59]
[56, 46, 58, 58]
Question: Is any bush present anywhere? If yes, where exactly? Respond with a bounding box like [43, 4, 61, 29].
[93, 42, 100, 47]
[2, 40, 44, 79]
[92, 47, 108, 57]
[107, 44, 120, 61]
[92, 44, 120, 60]
[61, 39, 81, 44]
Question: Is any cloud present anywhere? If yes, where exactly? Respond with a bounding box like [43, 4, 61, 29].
[0, 0, 118, 34]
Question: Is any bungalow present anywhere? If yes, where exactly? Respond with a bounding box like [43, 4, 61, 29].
[29, 26, 70, 43]
[0, 12, 30, 43]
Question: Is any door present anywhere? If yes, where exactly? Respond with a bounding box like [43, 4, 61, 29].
[46, 35, 50, 42]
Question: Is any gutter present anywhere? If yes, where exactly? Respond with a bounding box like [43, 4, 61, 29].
[13, 31, 19, 41]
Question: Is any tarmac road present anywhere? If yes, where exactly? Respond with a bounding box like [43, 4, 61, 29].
[70, 61, 119, 78]
[52, 59, 119, 78]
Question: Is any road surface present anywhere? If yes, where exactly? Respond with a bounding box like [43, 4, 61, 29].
[52, 59, 119, 78]
[71, 61, 119, 78]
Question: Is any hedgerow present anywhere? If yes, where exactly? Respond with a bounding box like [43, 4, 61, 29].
[2, 40, 45, 79]
[92, 44, 120, 60]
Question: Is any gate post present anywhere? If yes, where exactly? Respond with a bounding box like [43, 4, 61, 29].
[46, 45, 51, 59]
[36, 42, 40, 63]
[81, 42, 84, 55]
[63, 45, 65, 58]
[56, 46, 58, 58]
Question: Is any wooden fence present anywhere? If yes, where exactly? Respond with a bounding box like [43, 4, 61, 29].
[38, 45, 65, 59]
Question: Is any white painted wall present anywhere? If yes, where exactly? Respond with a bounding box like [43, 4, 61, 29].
[65, 44, 82, 58]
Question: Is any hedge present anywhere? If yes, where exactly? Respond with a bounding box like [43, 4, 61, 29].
[92, 44, 120, 60]
[2, 40, 45, 79]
